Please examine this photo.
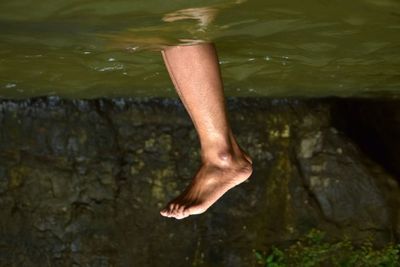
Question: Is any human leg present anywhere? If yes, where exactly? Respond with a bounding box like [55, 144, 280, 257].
[160, 43, 252, 219]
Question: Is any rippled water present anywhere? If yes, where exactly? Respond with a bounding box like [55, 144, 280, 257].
[1, 0, 400, 98]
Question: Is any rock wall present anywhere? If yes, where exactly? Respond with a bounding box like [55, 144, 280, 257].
[0, 97, 398, 267]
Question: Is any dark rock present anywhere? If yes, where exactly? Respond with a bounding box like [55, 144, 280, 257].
[0, 97, 399, 266]
[332, 99, 400, 180]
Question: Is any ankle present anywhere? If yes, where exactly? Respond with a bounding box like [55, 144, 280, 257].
[201, 146, 230, 163]
[201, 147, 249, 167]
[199, 133, 251, 167]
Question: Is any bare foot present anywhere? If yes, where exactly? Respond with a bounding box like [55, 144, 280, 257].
[160, 153, 252, 219]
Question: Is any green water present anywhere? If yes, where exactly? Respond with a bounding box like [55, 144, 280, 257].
[1, 0, 400, 98]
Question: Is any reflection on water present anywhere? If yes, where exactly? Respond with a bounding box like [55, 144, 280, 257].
[0, 0, 399, 98]
[162, 7, 218, 30]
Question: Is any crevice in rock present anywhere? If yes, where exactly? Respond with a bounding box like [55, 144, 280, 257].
[291, 145, 341, 229]
[331, 98, 400, 182]
[93, 99, 126, 205]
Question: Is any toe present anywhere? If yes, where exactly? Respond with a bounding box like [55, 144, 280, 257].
[160, 203, 174, 217]
[160, 204, 171, 216]
[184, 203, 207, 216]
[181, 207, 192, 219]
[171, 204, 182, 218]
[160, 209, 168, 216]
[180, 207, 191, 219]
[166, 203, 176, 216]
[174, 206, 186, 219]
[166, 204, 176, 217]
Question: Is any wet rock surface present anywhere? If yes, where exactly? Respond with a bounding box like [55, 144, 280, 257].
[0, 97, 399, 267]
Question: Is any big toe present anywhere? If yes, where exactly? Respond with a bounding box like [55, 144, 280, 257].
[184, 203, 208, 216]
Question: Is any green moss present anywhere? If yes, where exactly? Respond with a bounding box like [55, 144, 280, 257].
[151, 166, 176, 201]
[255, 229, 400, 267]
[8, 165, 30, 189]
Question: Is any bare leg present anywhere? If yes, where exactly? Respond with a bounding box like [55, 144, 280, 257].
[160, 43, 252, 219]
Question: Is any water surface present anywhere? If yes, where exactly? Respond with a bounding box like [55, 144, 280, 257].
[1, 0, 400, 98]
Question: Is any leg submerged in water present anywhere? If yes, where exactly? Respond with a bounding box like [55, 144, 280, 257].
[160, 43, 252, 219]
